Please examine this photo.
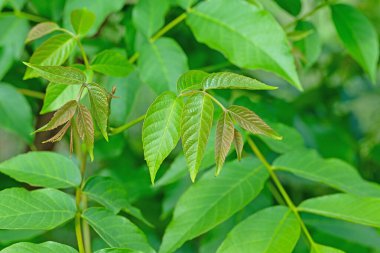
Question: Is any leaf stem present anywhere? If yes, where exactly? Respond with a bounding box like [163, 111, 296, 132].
[128, 12, 187, 64]
[77, 39, 90, 69]
[109, 114, 146, 135]
[284, 2, 329, 29]
[204, 92, 226, 111]
[247, 137, 318, 251]
[17, 88, 45, 99]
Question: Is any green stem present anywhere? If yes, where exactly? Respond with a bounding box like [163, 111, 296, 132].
[247, 137, 318, 251]
[285, 2, 329, 29]
[128, 12, 187, 64]
[109, 114, 146, 135]
[17, 88, 45, 99]
[204, 92, 226, 111]
[77, 39, 90, 69]
[150, 12, 187, 43]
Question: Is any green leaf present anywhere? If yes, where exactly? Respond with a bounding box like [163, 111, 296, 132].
[0, 84, 34, 143]
[177, 70, 209, 93]
[0, 188, 76, 230]
[258, 123, 304, 154]
[83, 176, 152, 226]
[63, 0, 125, 36]
[294, 21, 321, 68]
[132, 0, 170, 38]
[83, 176, 127, 213]
[76, 104, 94, 160]
[187, 0, 301, 89]
[143, 91, 183, 183]
[82, 208, 155, 253]
[87, 83, 109, 141]
[0, 241, 78, 253]
[217, 206, 300, 253]
[215, 112, 234, 175]
[25, 22, 59, 43]
[91, 50, 134, 77]
[202, 72, 276, 91]
[159, 158, 269, 253]
[181, 93, 214, 182]
[0, 16, 29, 59]
[24, 34, 76, 79]
[311, 244, 345, 253]
[331, 4, 379, 83]
[0, 151, 80, 188]
[273, 0, 301, 16]
[36, 100, 77, 133]
[24, 63, 86, 84]
[70, 8, 96, 36]
[273, 149, 380, 198]
[0, 230, 45, 245]
[94, 249, 142, 253]
[41, 83, 82, 114]
[228, 105, 282, 140]
[299, 194, 380, 228]
[138, 38, 188, 93]
[233, 129, 244, 161]
[172, 0, 197, 10]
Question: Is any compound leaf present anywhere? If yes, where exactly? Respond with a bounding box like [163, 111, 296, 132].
[228, 105, 281, 140]
[24, 63, 86, 84]
[142, 91, 183, 183]
[181, 93, 214, 182]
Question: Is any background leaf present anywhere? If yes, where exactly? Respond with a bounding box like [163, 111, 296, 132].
[0, 188, 76, 230]
[0, 84, 34, 143]
[273, 149, 380, 197]
[0, 151, 81, 189]
[24, 34, 76, 79]
[217, 206, 300, 253]
[273, 0, 301, 16]
[181, 93, 214, 181]
[138, 38, 188, 93]
[143, 91, 183, 183]
[299, 194, 380, 228]
[70, 8, 96, 36]
[294, 21, 321, 68]
[91, 50, 134, 77]
[187, 0, 301, 89]
[159, 158, 269, 253]
[82, 208, 154, 253]
[132, 0, 170, 38]
[0, 241, 78, 253]
[331, 4, 379, 83]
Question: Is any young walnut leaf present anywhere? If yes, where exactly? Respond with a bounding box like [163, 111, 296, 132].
[25, 22, 59, 43]
[177, 70, 209, 93]
[215, 112, 234, 175]
[42, 121, 71, 143]
[228, 105, 282, 140]
[76, 104, 95, 160]
[202, 72, 277, 91]
[35, 100, 77, 133]
[142, 92, 183, 183]
[23, 63, 86, 85]
[86, 83, 110, 141]
[70, 8, 96, 36]
[181, 93, 214, 182]
[233, 129, 244, 161]
[24, 34, 76, 79]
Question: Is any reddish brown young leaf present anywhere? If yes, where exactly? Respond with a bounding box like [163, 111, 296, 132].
[76, 104, 94, 160]
[215, 112, 234, 175]
[42, 121, 71, 143]
[35, 100, 77, 133]
[228, 105, 282, 140]
[233, 129, 244, 161]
